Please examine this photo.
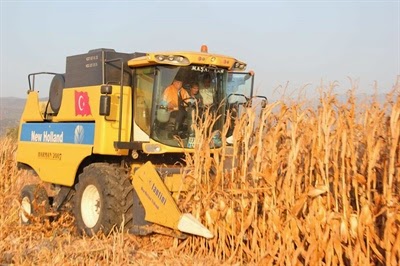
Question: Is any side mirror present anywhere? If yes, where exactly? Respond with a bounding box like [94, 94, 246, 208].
[99, 95, 111, 116]
[99, 85, 112, 116]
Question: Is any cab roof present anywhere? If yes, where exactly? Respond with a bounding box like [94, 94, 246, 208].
[127, 48, 247, 71]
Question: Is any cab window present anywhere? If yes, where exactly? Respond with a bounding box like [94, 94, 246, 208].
[134, 67, 154, 134]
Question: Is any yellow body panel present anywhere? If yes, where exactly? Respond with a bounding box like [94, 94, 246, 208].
[94, 86, 132, 155]
[54, 88, 95, 122]
[17, 142, 92, 186]
[52, 85, 131, 155]
[17, 84, 133, 186]
[20, 92, 44, 121]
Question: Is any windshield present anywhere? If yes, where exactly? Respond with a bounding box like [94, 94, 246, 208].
[224, 72, 256, 140]
[227, 72, 254, 104]
[151, 65, 227, 148]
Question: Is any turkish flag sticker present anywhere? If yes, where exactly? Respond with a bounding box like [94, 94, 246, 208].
[75, 91, 92, 116]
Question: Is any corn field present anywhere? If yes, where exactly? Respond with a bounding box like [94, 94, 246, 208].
[1, 82, 399, 265]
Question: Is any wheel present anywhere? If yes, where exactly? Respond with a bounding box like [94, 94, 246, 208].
[73, 163, 134, 236]
[20, 184, 50, 225]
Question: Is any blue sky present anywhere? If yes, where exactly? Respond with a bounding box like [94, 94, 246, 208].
[1, 0, 399, 99]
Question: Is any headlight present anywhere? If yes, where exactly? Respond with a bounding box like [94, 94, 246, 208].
[232, 61, 247, 71]
[154, 54, 190, 65]
[143, 143, 162, 153]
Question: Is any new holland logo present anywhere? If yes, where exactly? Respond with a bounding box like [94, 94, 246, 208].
[74, 125, 84, 144]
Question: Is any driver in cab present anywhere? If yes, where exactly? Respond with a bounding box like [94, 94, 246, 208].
[162, 77, 190, 133]
[163, 77, 190, 110]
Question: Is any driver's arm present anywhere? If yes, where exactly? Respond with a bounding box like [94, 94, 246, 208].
[163, 87, 178, 110]
[180, 89, 191, 105]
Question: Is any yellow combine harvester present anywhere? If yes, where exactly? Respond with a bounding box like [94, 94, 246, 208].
[17, 45, 263, 238]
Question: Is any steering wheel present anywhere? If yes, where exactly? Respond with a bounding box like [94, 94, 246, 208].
[181, 96, 197, 108]
[227, 93, 249, 107]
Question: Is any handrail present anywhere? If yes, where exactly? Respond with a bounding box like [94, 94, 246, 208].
[104, 58, 124, 143]
[27, 72, 60, 91]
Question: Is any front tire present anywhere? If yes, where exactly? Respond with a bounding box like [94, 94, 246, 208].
[73, 163, 134, 236]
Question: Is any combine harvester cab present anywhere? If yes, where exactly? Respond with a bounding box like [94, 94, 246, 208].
[16, 46, 260, 238]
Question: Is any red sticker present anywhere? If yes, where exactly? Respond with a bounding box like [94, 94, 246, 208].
[75, 91, 92, 116]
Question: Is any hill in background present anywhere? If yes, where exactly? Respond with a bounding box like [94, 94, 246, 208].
[0, 97, 26, 136]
